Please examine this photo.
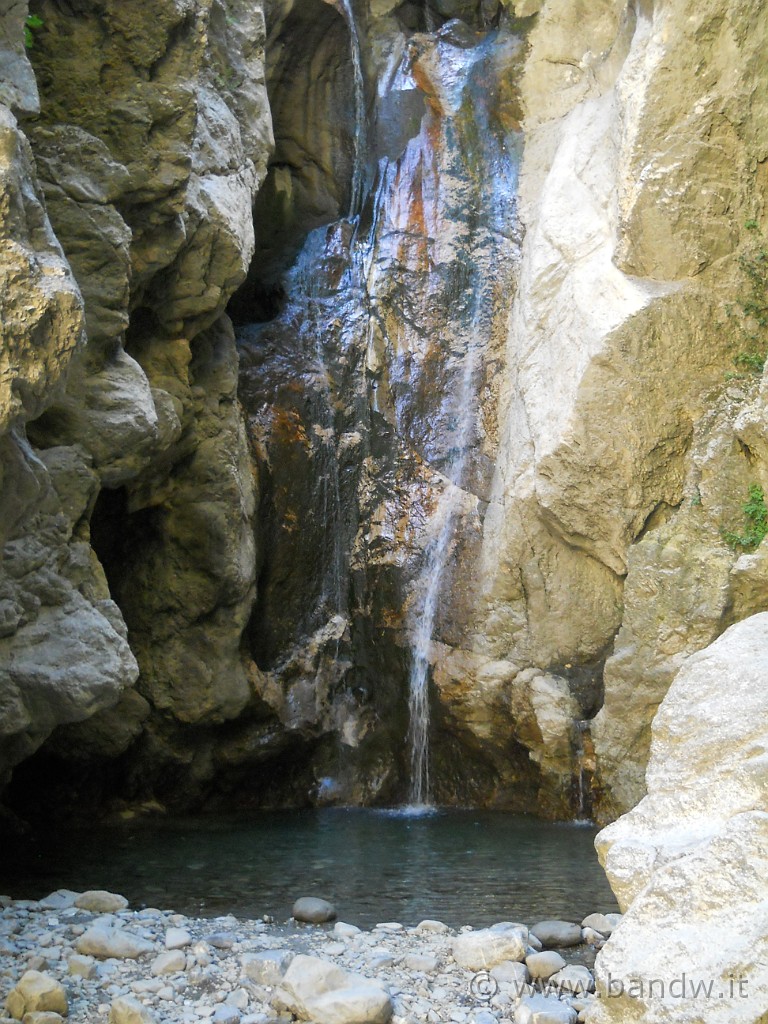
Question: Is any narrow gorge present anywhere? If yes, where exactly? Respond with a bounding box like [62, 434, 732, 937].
[1, 0, 767, 1019]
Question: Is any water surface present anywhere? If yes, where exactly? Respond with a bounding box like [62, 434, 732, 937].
[0, 809, 618, 928]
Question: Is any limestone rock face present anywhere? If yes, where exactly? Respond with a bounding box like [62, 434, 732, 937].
[2, 0, 768, 825]
[0, 0, 269, 805]
[471, 0, 768, 821]
[590, 614, 768, 1024]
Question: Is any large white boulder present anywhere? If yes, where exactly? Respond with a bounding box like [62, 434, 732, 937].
[275, 955, 392, 1024]
[452, 925, 527, 969]
[590, 614, 768, 1024]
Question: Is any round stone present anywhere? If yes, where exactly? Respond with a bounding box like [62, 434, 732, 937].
[526, 950, 567, 980]
[292, 897, 337, 924]
[529, 921, 583, 949]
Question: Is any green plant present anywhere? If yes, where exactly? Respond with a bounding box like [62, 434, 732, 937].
[24, 13, 43, 48]
[727, 221, 768, 376]
[723, 483, 768, 551]
[733, 351, 765, 373]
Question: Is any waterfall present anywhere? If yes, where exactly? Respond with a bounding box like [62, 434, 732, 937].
[238, 16, 524, 808]
[573, 720, 594, 822]
[338, 0, 366, 218]
[406, 317, 483, 807]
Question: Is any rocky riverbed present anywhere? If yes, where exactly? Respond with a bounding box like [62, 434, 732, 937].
[0, 890, 622, 1024]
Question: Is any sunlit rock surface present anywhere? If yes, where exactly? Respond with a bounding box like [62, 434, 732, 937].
[590, 614, 768, 1024]
[476, 0, 768, 822]
[1, 0, 768, 821]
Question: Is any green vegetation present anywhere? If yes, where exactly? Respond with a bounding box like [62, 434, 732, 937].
[727, 220, 768, 377]
[24, 13, 43, 48]
[723, 483, 768, 551]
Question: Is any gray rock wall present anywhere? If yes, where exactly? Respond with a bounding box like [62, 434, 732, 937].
[1, 0, 767, 823]
[0, 0, 269, 804]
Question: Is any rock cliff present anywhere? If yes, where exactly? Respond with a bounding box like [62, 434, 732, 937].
[0, 0, 767, 826]
[590, 614, 768, 1024]
[0, 0, 268, 811]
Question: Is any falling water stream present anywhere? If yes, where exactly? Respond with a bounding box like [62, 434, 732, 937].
[406, 325, 483, 808]
[338, 0, 366, 217]
[238, 16, 524, 806]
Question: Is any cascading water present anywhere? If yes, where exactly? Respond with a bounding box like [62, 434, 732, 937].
[406, 317, 486, 807]
[338, 0, 366, 218]
[237, 14, 525, 806]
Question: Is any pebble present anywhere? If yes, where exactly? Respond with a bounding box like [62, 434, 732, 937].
[0, 889, 612, 1024]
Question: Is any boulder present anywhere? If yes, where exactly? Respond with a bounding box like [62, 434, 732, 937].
[108, 996, 157, 1024]
[276, 955, 392, 1024]
[74, 890, 128, 913]
[414, 920, 448, 934]
[453, 926, 527, 969]
[402, 954, 439, 973]
[549, 965, 594, 994]
[292, 898, 337, 924]
[38, 891, 79, 912]
[164, 927, 192, 949]
[67, 955, 96, 980]
[241, 950, 294, 985]
[150, 950, 185, 975]
[592, 614, 768, 1024]
[516, 994, 577, 1024]
[76, 925, 154, 960]
[491, 961, 529, 985]
[580, 914, 613, 936]
[526, 951, 566, 981]
[5, 973, 67, 1020]
[529, 921, 582, 949]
